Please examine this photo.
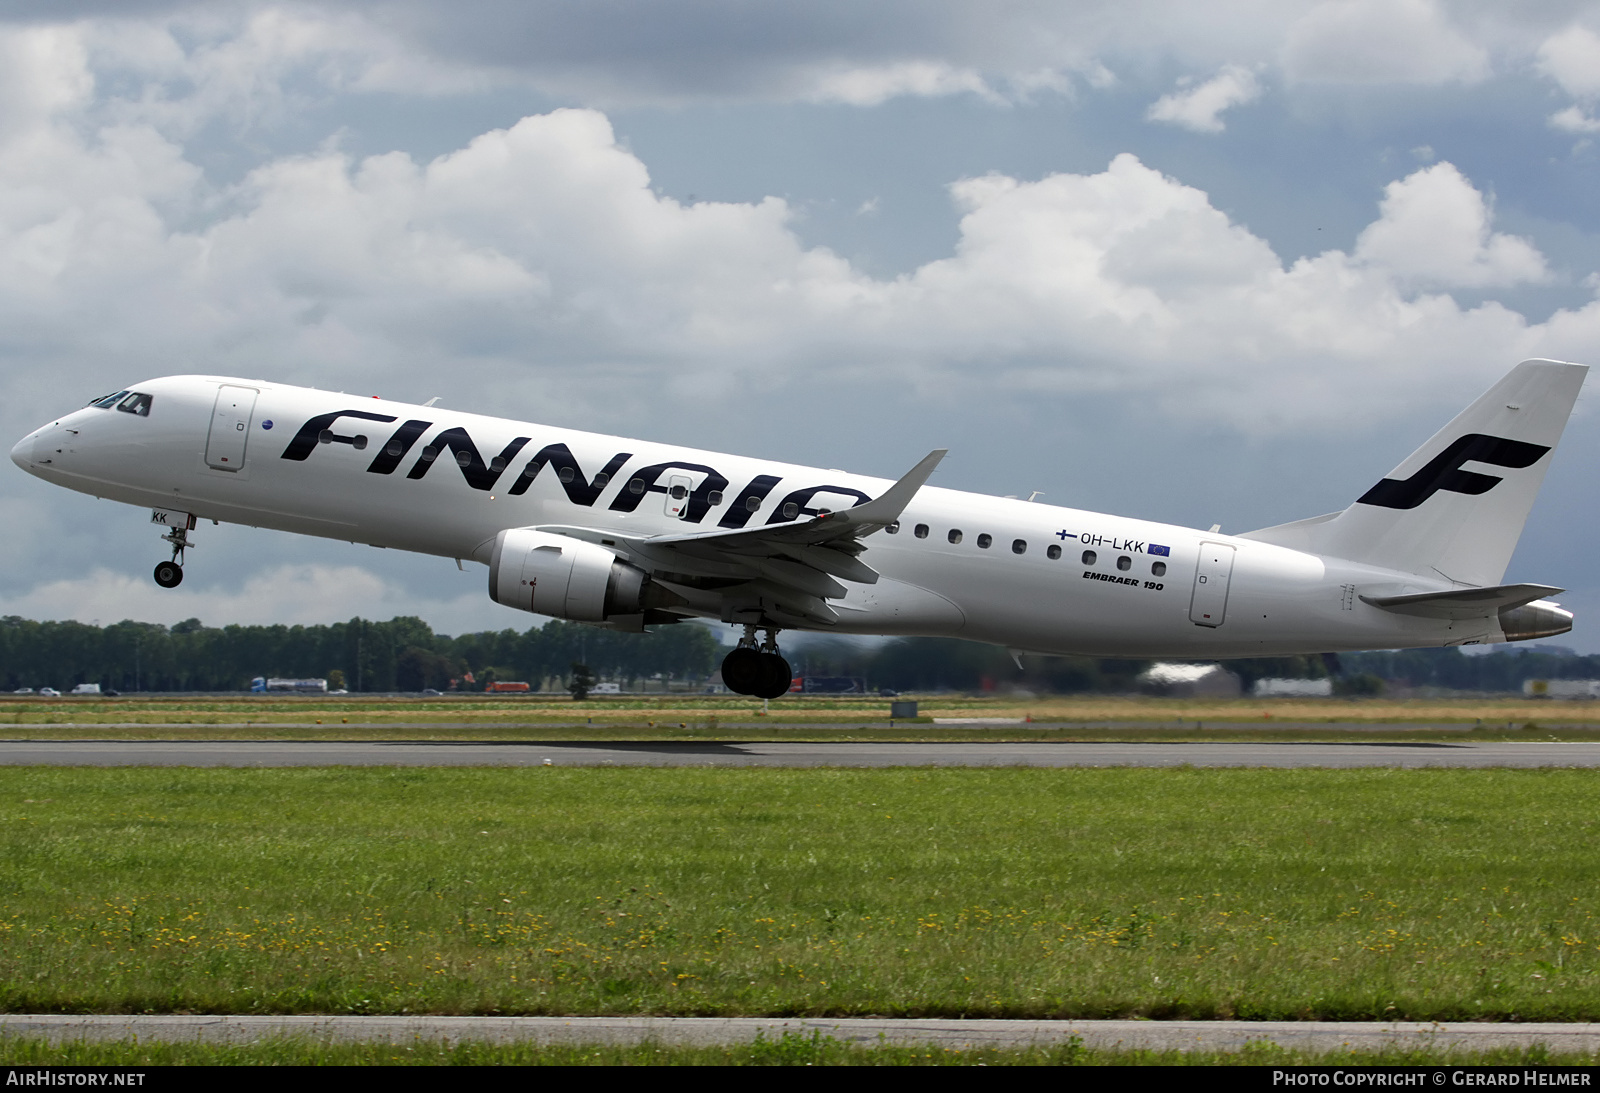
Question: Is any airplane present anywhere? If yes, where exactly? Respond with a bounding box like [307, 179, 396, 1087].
[10, 359, 1585, 699]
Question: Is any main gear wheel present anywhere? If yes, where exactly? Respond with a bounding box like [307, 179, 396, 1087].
[721, 625, 792, 699]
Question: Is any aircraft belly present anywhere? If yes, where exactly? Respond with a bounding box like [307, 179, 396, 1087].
[830, 578, 965, 635]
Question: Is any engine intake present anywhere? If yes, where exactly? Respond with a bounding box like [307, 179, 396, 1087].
[488, 528, 654, 622]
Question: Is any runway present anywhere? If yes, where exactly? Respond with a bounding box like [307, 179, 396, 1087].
[5, 738, 1600, 767]
[2, 1014, 1598, 1054]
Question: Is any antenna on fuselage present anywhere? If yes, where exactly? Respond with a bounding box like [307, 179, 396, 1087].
[423, 397, 442, 407]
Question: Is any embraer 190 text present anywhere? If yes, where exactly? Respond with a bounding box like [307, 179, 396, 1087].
[11, 360, 1584, 698]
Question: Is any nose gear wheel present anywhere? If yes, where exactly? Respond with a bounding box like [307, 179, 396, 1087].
[152, 512, 195, 589]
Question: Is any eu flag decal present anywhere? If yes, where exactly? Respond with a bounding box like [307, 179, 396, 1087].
[1148, 543, 1171, 557]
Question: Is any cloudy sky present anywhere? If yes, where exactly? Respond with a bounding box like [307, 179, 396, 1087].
[4, 1, 1600, 650]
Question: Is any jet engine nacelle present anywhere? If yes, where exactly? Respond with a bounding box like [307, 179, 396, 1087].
[488, 528, 649, 623]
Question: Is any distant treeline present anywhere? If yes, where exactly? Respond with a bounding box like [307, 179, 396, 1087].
[1337, 646, 1600, 694]
[0, 615, 720, 693]
[785, 639, 1600, 696]
[0, 614, 1593, 694]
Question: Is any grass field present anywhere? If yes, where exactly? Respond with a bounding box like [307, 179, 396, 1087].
[3, 766, 1600, 1021]
[2, 693, 1599, 742]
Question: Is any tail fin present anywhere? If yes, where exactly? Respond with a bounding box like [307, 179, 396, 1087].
[1241, 359, 1587, 586]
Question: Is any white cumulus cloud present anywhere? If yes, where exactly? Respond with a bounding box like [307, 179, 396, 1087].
[1146, 65, 1261, 132]
[1536, 23, 1600, 101]
[1352, 163, 1549, 289]
[0, 95, 1591, 441]
[1537, 24, 1600, 135]
[1550, 105, 1600, 133]
[804, 61, 999, 106]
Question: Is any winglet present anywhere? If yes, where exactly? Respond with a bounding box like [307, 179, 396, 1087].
[828, 449, 947, 531]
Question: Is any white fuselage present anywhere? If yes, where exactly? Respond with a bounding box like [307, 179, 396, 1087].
[12, 375, 1500, 657]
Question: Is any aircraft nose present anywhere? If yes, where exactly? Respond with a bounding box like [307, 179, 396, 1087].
[10, 432, 36, 470]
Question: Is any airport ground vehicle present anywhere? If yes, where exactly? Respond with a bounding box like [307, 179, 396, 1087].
[12, 360, 1583, 700]
[249, 677, 329, 693]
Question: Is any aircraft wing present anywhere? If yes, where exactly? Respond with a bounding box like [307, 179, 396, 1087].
[536, 449, 946, 627]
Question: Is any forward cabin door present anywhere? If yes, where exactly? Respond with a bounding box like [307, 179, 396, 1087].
[205, 385, 259, 471]
[664, 474, 692, 519]
[1189, 542, 1236, 627]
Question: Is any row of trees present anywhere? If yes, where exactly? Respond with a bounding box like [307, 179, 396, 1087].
[0, 615, 720, 693]
[0, 612, 1592, 694]
[1337, 646, 1600, 693]
[785, 639, 1598, 696]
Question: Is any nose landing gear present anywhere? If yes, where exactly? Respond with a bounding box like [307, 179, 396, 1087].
[151, 510, 196, 589]
[720, 625, 792, 700]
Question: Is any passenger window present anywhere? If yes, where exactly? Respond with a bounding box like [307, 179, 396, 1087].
[116, 392, 152, 417]
[420, 446, 438, 462]
[948, 529, 963, 544]
[1152, 561, 1167, 577]
[455, 450, 472, 467]
[782, 502, 799, 519]
[558, 466, 575, 483]
[977, 533, 992, 549]
[746, 495, 761, 511]
[669, 484, 688, 500]
[1012, 539, 1027, 554]
[489, 456, 507, 473]
[629, 478, 645, 494]
[1047, 544, 1061, 560]
[708, 490, 723, 506]
[1082, 550, 1096, 565]
[914, 524, 929, 539]
[885, 521, 900, 534]
[1117, 555, 1131, 571]
[593, 473, 610, 488]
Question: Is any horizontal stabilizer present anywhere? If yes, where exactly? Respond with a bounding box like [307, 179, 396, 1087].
[1359, 583, 1563, 619]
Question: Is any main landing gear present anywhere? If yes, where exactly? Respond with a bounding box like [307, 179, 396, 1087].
[720, 625, 792, 700]
[152, 513, 195, 589]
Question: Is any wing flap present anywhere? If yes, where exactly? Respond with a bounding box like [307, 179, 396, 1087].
[529, 450, 944, 628]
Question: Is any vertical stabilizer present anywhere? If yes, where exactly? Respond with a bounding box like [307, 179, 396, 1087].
[1241, 360, 1586, 586]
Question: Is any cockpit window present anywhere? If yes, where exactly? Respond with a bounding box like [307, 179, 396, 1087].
[88, 390, 129, 409]
[116, 392, 153, 417]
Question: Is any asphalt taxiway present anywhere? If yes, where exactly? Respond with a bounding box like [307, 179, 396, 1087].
[4, 738, 1600, 767]
[3, 1014, 1598, 1054]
